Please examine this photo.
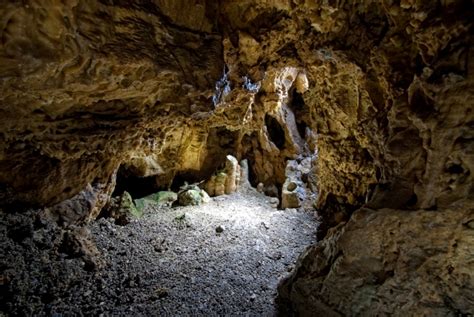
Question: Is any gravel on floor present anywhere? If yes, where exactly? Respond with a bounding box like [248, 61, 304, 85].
[1, 189, 318, 316]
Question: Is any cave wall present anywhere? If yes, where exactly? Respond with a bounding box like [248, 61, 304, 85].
[1, 0, 473, 315]
[0, 0, 312, 213]
[0, 0, 224, 208]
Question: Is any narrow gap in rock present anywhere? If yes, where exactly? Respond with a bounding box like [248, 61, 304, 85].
[265, 114, 286, 150]
[289, 89, 308, 140]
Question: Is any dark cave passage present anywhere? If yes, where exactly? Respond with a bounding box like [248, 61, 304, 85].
[265, 114, 286, 150]
[112, 167, 159, 199]
[289, 89, 310, 140]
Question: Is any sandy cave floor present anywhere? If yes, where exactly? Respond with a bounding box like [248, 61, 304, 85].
[1, 189, 318, 316]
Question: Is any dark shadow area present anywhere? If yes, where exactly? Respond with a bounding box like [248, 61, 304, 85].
[288, 89, 309, 140]
[265, 114, 286, 150]
[240, 134, 260, 188]
[170, 171, 209, 192]
[112, 166, 158, 199]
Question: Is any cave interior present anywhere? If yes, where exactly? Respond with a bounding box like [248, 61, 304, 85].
[0, 0, 473, 316]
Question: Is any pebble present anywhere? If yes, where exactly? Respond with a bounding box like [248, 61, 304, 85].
[2, 192, 317, 315]
[269, 197, 279, 208]
[155, 287, 169, 298]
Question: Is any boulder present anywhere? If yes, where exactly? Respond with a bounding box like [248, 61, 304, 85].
[281, 179, 301, 209]
[178, 189, 203, 206]
[176, 184, 211, 206]
[106, 191, 142, 225]
[200, 190, 211, 203]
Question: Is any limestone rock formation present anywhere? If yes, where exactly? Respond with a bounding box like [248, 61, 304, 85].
[0, 0, 473, 315]
[281, 179, 300, 209]
[204, 154, 244, 197]
[281, 156, 316, 209]
[278, 202, 474, 316]
[0, 0, 224, 208]
[106, 191, 142, 225]
[44, 171, 117, 225]
[178, 189, 203, 206]
[60, 226, 104, 271]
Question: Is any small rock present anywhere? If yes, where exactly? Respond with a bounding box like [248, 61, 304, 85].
[216, 225, 225, 233]
[272, 251, 282, 260]
[250, 293, 257, 301]
[200, 189, 211, 203]
[264, 184, 279, 197]
[178, 189, 203, 206]
[287, 181, 297, 192]
[269, 197, 279, 208]
[155, 287, 169, 298]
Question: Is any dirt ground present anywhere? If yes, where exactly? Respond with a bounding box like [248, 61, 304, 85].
[1, 189, 318, 316]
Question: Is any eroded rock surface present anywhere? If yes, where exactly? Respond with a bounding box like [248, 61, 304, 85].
[278, 202, 474, 316]
[1, 0, 473, 315]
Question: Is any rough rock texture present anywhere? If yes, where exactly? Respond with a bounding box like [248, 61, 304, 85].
[177, 188, 207, 206]
[281, 156, 316, 209]
[134, 191, 178, 211]
[204, 154, 242, 196]
[0, 191, 317, 316]
[278, 202, 474, 316]
[0, 0, 224, 208]
[1, 0, 473, 315]
[105, 191, 142, 225]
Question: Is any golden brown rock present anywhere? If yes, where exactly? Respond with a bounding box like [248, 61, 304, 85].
[0, 0, 224, 207]
[203, 155, 243, 196]
[278, 203, 474, 315]
[0, 0, 473, 315]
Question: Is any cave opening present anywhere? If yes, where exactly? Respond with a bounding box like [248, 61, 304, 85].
[289, 89, 309, 140]
[265, 114, 286, 149]
[112, 166, 159, 199]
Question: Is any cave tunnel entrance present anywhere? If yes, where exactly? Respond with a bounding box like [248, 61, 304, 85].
[289, 89, 310, 140]
[112, 165, 160, 199]
[265, 114, 286, 150]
